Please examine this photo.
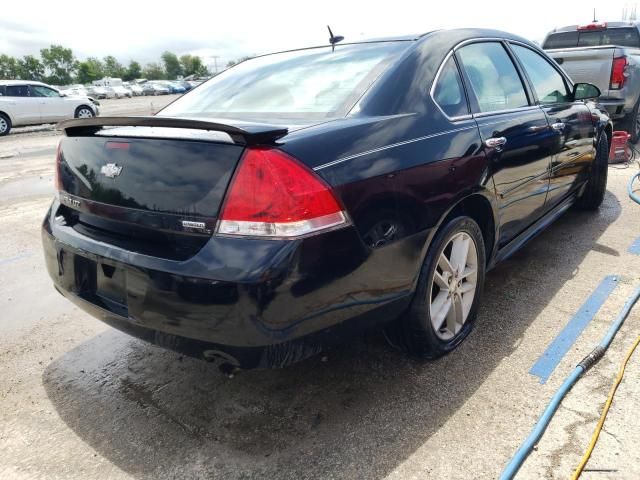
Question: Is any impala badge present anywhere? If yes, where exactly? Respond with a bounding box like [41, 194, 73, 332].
[181, 220, 210, 233]
[101, 163, 123, 178]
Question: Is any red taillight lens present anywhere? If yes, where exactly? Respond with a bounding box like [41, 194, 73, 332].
[55, 140, 62, 191]
[217, 147, 348, 238]
[610, 56, 628, 90]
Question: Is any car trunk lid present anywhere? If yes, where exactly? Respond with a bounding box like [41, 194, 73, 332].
[55, 116, 288, 260]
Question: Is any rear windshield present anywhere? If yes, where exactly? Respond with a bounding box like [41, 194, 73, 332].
[159, 42, 410, 120]
[543, 27, 640, 49]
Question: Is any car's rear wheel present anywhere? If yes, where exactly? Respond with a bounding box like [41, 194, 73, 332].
[392, 216, 485, 359]
[75, 106, 94, 119]
[0, 113, 11, 136]
[575, 134, 609, 210]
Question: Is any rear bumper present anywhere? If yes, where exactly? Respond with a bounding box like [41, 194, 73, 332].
[42, 200, 424, 367]
[598, 98, 628, 120]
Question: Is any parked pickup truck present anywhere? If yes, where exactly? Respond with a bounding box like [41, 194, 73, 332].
[542, 21, 640, 140]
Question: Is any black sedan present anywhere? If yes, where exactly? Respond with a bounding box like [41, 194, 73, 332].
[43, 28, 612, 369]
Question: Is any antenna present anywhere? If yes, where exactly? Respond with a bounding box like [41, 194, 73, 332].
[632, 4, 638, 21]
[327, 25, 344, 52]
[593, 8, 597, 22]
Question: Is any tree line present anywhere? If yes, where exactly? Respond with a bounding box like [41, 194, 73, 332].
[0, 45, 211, 85]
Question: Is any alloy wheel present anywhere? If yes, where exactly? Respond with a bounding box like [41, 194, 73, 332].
[0, 117, 7, 134]
[77, 108, 94, 118]
[429, 231, 478, 340]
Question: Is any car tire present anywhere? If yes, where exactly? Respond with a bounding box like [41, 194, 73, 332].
[0, 113, 11, 136]
[391, 216, 486, 359]
[575, 134, 609, 210]
[74, 106, 95, 119]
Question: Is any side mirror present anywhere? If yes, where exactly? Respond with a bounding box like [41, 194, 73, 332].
[573, 82, 601, 101]
[59, 92, 67, 97]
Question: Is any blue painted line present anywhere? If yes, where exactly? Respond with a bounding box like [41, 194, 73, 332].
[629, 236, 640, 255]
[0, 252, 32, 266]
[529, 275, 618, 384]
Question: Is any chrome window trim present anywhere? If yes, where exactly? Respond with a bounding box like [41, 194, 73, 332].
[473, 105, 541, 119]
[313, 124, 477, 171]
[429, 50, 473, 122]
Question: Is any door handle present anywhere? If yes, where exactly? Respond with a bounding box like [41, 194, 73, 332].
[551, 122, 566, 131]
[484, 137, 507, 149]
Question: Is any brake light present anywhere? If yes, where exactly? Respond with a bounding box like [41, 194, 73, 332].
[55, 140, 62, 191]
[577, 22, 607, 31]
[217, 147, 349, 238]
[610, 56, 628, 89]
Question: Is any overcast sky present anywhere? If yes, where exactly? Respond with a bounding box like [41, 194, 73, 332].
[1, 0, 637, 71]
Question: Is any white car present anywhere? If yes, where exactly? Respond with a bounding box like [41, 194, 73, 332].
[111, 86, 133, 98]
[0, 80, 99, 136]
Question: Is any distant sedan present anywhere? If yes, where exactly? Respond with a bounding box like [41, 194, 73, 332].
[43, 29, 611, 369]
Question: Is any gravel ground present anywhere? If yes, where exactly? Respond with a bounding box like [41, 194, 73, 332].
[1, 104, 640, 479]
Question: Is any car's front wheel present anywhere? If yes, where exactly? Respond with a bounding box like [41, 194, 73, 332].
[74, 106, 95, 119]
[0, 113, 11, 136]
[575, 133, 609, 210]
[393, 216, 486, 359]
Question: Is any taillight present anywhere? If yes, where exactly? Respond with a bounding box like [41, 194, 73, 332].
[610, 56, 628, 90]
[217, 147, 349, 238]
[55, 140, 62, 191]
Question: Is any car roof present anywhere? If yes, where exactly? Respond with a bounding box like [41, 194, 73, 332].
[0, 80, 50, 87]
[549, 21, 640, 33]
[251, 28, 538, 61]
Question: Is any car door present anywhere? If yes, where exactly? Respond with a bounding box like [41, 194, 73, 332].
[4, 84, 41, 125]
[29, 85, 68, 123]
[508, 43, 595, 208]
[456, 41, 555, 247]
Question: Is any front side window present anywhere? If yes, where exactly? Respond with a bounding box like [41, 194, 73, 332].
[30, 85, 60, 97]
[5, 85, 29, 97]
[511, 44, 571, 104]
[457, 42, 529, 113]
[432, 56, 468, 118]
[159, 42, 411, 120]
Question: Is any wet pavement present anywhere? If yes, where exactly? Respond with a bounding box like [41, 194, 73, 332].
[1, 105, 640, 479]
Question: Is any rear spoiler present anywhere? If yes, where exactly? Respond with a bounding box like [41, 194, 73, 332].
[58, 116, 289, 145]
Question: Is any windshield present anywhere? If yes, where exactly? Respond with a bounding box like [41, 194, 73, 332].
[159, 42, 410, 120]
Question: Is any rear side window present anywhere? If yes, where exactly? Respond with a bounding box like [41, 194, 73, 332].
[511, 45, 571, 104]
[457, 42, 529, 113]
[432, 56, 468, 118]
[5, 85, 29, 97]
[543, 31, 579, 49]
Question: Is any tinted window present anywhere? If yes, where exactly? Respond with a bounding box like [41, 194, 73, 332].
[543, 31, 579, 49]
[544, 28, 640, 49]
[511, 45, 571, 104]
[160, 42, 410, 120]
[5, 85, 29, 97]
[433, 56, 468, 117]
[30, 85, 60, 97]
[578, 27, 640, 47]
[457, 42, 529, 113]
